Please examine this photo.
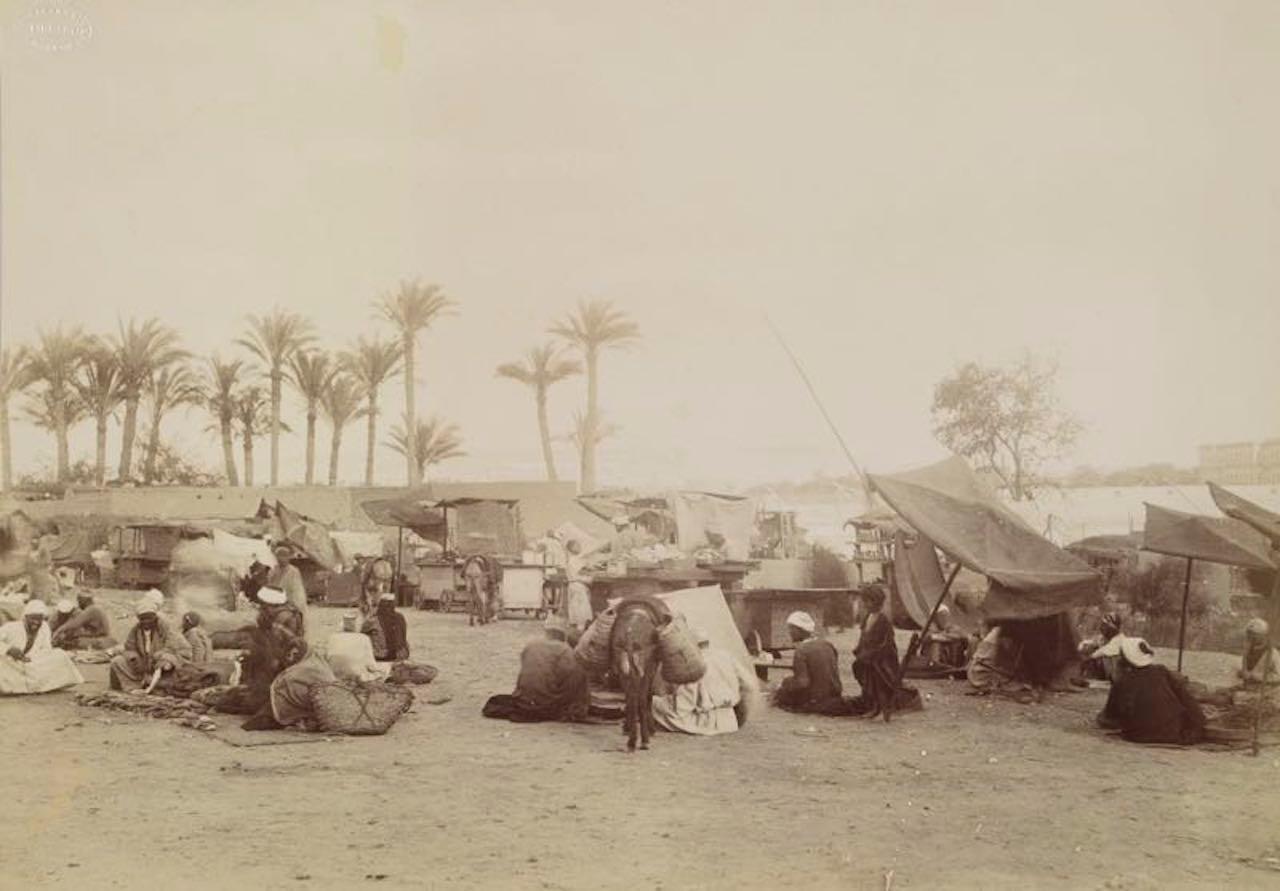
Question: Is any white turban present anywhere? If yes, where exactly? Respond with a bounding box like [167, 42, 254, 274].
[257, 587, 287, 606]
[379, 592, 396, 602]
[22, 599, 48, 618]
[143, 589, 165, 608]
[786, 611, 816, 633]
[1246, 618, 1269, 638]
[135, 599, 158, 616]
[56, 599, 75, 614]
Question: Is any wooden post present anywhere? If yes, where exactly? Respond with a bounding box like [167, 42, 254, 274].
[395, 526, 405, 606]
[1252, 566, 1280, 757]
[891, 563, 963, 695]
[1177, 557, 1193, 673]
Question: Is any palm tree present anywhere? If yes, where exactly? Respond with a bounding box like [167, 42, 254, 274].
[142, 365, 201, 483]
[288, 350, 337, 486]
[341, 336, 403, 486]
[549, 300, 640, 492]
[72, 343, 124, 486]
[567, 409, 618, 468]
[237, 310, 314, 486]
[235, 386, 272, 487]
[113, 318, 187, 482]
[202, 355, 244, 486]
[496, 344, 581, 482]
[26, 326, 91, 482]
[0, 348, 31, 490]
[319, 373, 365, 486]
[376, 279, 456, 485]
[386, 417, 465, 485]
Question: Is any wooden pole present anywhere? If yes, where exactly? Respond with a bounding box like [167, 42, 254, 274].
[1177, 557, 1192, 673]
[1252, 566, 1280, 757]
[893, 563, 963, 693]
[396, 526, 405, 605]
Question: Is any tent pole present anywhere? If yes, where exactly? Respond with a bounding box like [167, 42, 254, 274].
[1177, 557, 1192, 672]
[894, 563, 962, 692]
[1253, 566, 1280, 757]
[396, 526, 405, 605]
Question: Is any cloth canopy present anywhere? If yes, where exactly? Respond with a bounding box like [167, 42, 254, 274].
[360, 497, 520, 555]
[669, 492, 755, 562]
[361, 497, 447, 540]
[1141, 503, 1277, 571]
[1208, 482, 1280, 545]
[869, 456, 1100, 620]
[890, 531, 947, 629]
[270, 501, 341, 570]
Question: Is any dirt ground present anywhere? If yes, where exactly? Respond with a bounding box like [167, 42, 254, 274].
[5, 591, 1280, 890]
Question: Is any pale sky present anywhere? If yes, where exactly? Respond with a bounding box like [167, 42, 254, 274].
[1, 1, 1278, 490]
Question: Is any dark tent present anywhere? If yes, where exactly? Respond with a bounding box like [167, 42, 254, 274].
[870, 456, 1101, 621]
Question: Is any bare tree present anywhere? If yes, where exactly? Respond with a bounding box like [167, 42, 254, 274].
[931, 355, 1082, 501]
[496, 344, 581, 482]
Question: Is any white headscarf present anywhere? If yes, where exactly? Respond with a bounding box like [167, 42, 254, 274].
[22, 599, 48, 618]
[786, 611, 816, 634]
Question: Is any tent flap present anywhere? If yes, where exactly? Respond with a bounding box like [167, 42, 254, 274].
[890, 531, 946, 629]
[1208, 482, 1280, 545]
[1141, 503, 1277, 571]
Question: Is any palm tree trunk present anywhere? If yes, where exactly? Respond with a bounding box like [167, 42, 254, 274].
[270, 371, 282, 486]
[118, 396, 140, 480]
[329, 429, 342, 486]
[243, 432, 255, 487]
[364, 395, 377, 486]
[220, 416, 239, 486]
[581, 348, 599, 492]
[404, 336, 418, 486]
[95, 414, 108, 487]
[536, 387, 557, 482]
[0, 398, 12, 491]
[304, 405, 317, 485]
[143, 411, 162, 483]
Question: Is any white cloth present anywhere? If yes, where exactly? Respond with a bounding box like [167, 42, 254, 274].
[651, 647, 749, 736]
[0, 621, 84, 695]
[323, 631, 387, 683]
[566, 582, 592, 629]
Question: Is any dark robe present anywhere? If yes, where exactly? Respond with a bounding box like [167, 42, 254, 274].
[483, 638, 589, 723]
[851, 611, 921, 716]
[364, 606, 410, 662]
[774, 638, 848, 715]
[1099, 663, 1206, 745]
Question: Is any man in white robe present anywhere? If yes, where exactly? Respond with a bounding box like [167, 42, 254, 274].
[324, 610, 387, 683]
[0, 600, 84, 695]
[652, 627, 757, 735]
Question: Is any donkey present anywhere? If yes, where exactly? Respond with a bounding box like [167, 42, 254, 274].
[462, 555, 499, 626]
[611, 599, 670, 752]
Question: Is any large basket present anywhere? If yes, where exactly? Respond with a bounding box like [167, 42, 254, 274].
[574, 607, 617, 672]
[309, 682, 414, 736]
[658, 615, 706, 685]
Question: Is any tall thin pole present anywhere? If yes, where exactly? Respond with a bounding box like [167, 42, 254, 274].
[764, 317, 869, 495]
[395, 525, 404, 604]
[1177, 557, 1193, 672]
[893, 563, 962, 693]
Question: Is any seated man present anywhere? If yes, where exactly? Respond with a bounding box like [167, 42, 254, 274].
[244, 641, 338, 731]
[0, 599, 84, 694]
[772, 611, 848, 716]
[652, 627, 758, 735]
[327, 610, 387, 683]
[1079, 611, 1129, 682]
[182, 611, 215, 664]
[51, 591, 116, 650]
[850, 586, 922, 719]
[483, 616, 589, 723]
[905, 604, 973, 678]
[1238, 618, 1279, 686]
[967, 624, 1034, 700]
[1097, 637, 1206, 745]
[255, 586, 305, 647]
[363, 592, 410, 662]
[109, 600, 193, 693]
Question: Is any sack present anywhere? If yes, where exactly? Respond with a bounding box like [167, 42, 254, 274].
[309, 681, 414, 735]
[388, 662, 438, 686]
[574, 607, 617, 672]
[658, 615, 706, 685]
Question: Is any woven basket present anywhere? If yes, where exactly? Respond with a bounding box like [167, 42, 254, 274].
[309, 682, 414, 736]
[658, 616, 706, 685]
[574, 607, 617, 672]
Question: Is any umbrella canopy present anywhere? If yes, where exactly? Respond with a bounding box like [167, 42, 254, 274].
[1208, 482, 1280, 545]
[1141, 503, 1277, 571]
[869, 456, 1101, 620]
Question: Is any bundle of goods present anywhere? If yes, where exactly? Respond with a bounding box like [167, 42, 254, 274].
[387, 662, 438, 686]
[309, 681, 414, 736]
[76, 690, 218, 731]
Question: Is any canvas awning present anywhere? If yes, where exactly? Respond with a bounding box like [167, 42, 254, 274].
[1208, 482, 1280, 545]
[869, 456, 1101, 620]
[361, 497, 447, 539]
[1141, 503, 1277, 571]
[889, 530, 948, 629]
[270, 501, 342, 570]
[360, 497, 521, 555]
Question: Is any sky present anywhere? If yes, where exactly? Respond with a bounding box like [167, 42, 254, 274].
[1, 0, 1278, 491]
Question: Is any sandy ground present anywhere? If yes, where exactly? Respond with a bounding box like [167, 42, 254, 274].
[5, 592, 1280, 891]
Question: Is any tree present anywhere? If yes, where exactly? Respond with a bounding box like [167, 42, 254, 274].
[931, 355, 1082, 501]
[202, 355, 244, 486]
[142, 365, 201, 484]
[341, 336, 403, 486]
[567, 408, 618, 467]
[0, 348, 32, 490]
[235, 386, 272, 487]
[496, 344, 581, 482]
[376, 279, 456, 486]
[113, 318, 187, 482]
[26, 326, 91, 482]
[72, 343, 124, 487]
[549, 300, 640, 492]
[237, 310, 314, 486]
[386, 416, 465, 485]
[319, 373, 365, 486]
[288, 350, 337, 486]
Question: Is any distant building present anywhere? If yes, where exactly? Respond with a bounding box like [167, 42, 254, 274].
[1198, 440, 1280, 484]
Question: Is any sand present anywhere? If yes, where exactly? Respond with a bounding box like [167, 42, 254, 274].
[5, 590, 1279, 890]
